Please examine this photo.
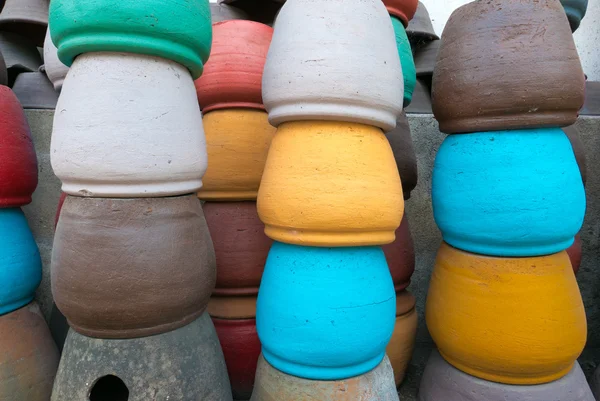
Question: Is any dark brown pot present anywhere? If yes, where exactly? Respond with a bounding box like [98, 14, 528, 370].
[382, 214, 415, 291]
[566, 234, 582, 274]
[563, 124, 587, 186]
[52, 195, 216, 339]
[385, 111, 418, 199]
[432, 0, 585, 134]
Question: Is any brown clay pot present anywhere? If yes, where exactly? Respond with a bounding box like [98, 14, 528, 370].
[386, 290, 417, 386]
[383, 214, 415, 291]
[385, 111, 418, 199]
[383, 0, 418, 27]
[563, 124, 587, 186]
[52, 195, 216, 339]
[566, 234, 582, 274]
[432, 0, 585, 133]
[208, 294, 257, 320]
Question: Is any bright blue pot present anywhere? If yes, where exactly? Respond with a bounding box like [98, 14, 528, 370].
[256, 242, 396, 381]
[432, 128, 586, 257]
[0, 208, 42, 315]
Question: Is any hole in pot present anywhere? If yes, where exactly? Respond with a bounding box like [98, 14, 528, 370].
[89, 375, 129, 401]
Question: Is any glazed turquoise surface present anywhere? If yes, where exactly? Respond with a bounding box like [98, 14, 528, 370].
[0, 208, 42, 315]
[256, 242, 396, 381]
[561, 0, 588, 31]
[49, 0, 212, 79]
[391, 16, 415, 108]
[432, 128, 586, 257]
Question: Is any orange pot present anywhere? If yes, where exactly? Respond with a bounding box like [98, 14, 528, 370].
[386, 290, 417, 386]
[383, 0, 418, 27]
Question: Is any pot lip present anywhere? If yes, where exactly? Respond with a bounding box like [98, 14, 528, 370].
[208, 294, 256, 319]
[202, 102, 266, 114]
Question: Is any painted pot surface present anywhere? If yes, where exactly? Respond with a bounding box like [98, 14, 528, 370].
[52, 195, 216, 339]
[567, 233, 582, 274]
[198, 110, 276, 201]
[195, 21, 272, 113]
[0, 303, 59, 401]
[0, 0, 48, 46]
[258, 121, 403, 247]
[257, 242, 396, 380]
[250, 354, 399, 401]
[561, 0, 588, 31]
[208, 294, 257, 320]
[0, 208, 42, 315]
[48, 0, 211, 78]
[51, 52, 207, 197]
[386, 290, 417, 386]
[431, 0, 584, 133]
[432, 129, 586, 257]
[419, 350, 594, 401]
[385, 111, 417, 199]
[210, 3, 249, 23]
[391, 16, 415, 107]
[262, 0, 403, 131]
[43, 27, 68, 92]
[12, 71, 58, 109]
[0, 86, 38, 206]
[383, 0, 418, 26]
[382, 214, 415, 291]
[426, 243, 586, 385]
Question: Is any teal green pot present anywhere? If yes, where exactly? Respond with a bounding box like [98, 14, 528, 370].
[49, 0, 212, 79]
[561, 0, 588, 32]
[391, 16, 416, 108]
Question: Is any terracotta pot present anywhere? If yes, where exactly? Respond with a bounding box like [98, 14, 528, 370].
[385, 112, 417, 200]
[391, 16, 416, 107]
[405, 78, 432, 114]
[258, 121, 403, 247]
[406, 2, 439, 43]
[48, 0, 211, 79]
[431, 0, 585, 133]
[0, 86, 38, 206]
[383, 214, 415, 291]
[386, 290, 417, 386]
[213, 318, 261, 400]
[561, 0, 588, 32]
[197, 110, 276, 201]
[51, 52, 207, 197]
[210, 3, 249, 23]
[567, 233, 582, 274]
[383, 0, 418, 27]
[12, 71, 58, 109]
[564, 124, 587, 186]
[0, 302, 59, 401]
[195, 21, 272, 113]
[250, 354, 399, 401]
[262, 0, 403, 131]
[208, 295, 257, 320]
[419, 350, 594, 401]
[0, 0, 48, 46]
[43, 27, 68, 92]
[426, 243, 586, 385]
[52, 195, 216, 339]
[257, 242, 395, 380]
[432, 128, 586, 257]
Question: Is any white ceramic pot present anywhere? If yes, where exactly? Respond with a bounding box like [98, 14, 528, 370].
[262, 0, 403, 132]
[43, 28, 68, 92]
[51, 52, 207, 197]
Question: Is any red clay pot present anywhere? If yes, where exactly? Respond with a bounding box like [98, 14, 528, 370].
[385, 111, 417, 200]
[0, 85, 37, 207]
[383, 0, 418, 27]
[567, 234, 582, 274]
[195, 20, 272, 113]
[213, 317, 261, 401]
[564, 124, 587, 186]
[382, 214, 415, 291]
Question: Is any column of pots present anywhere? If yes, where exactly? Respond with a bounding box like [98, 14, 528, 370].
[194, 20, 275, 401]
[48, 1, 233, 400]
[419, 1, 593, 400]
[251, 1, 404, 400]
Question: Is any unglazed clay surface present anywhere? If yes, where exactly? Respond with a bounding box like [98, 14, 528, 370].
[383, 214, 415, 291]
[385, 112, 417, 199]
[383, 0, 418, 26]
[386, 290, 417, 386]
[43, 27, 68, 92]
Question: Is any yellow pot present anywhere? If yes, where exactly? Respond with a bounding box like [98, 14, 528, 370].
[257, 121, 404, 247]
[386, 290, 418, 386]
[426, 243, 586, 385]
[197, 109, 276, 201]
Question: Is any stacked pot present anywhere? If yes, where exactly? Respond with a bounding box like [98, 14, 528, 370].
[194, 20, 275, 401]
[250, 1, 405, 399]
[420, 1, 593, 400]
[48, 1, 233, 399]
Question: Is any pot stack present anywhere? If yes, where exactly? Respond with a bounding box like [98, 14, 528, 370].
[48, 1, 233, 399]
[194, 20, 275, 401]
[251, 1, 404, 399]
[420, 1, 592, 400]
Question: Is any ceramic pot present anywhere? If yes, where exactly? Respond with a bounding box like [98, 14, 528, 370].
[49, 0, 211, 79]
[0, 86, 38, 206]
[405, 78, 432, 114]
[0, 302, 59, 401]
[383, 214, 415, 291]
[0, 32, 42, 85]
[431, 0, 585, 133]
[208, 294, 257, 320]
[258, 121, 403, 247]
[52, 195, 216, 339]
[257, 242, 395, 380]
[51, 52, 207, 197]
[432, 128, 586, 257]
[43, 27, 68, 91]
[0, 0, 48, 46]
[567, 234, 582, 274]
[561, 0, 587, 31]
[211, 2, 249, 22]
[385, 112, 417, 199]
[213, 318, 261, 400]
[383, 0, 418, 27]
[391, 16, 416, 107]
[51, 312, 233, 401]
[414, 39, 439, 77]
[250, 354, 399, 401]
[426, 243, 586, 385]
[195, 21, 272, 113]
[262, 0, 403, 131]
[564, 124, 587, 185]
[12, 71, 58, 109]
[0, 51, 6, 86]
[406, 2, 439, 44]
[197, 110, 276, 201]
[386, 290, 417, 386]
[419, 350, 594, 401]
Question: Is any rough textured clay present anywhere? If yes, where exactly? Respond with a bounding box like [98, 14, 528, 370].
[258, 121, 403, 247]
[12, 71, 58, 109]
[391, 16, 416, 107]
[385, 112, 417, 199]
[432, 0, 585, 133]
[43, 27, 68, 91]
[406, 2, 438, 43]
[432, 129, 586, 257]
[208, 294, 257, 320]
[257, 242, 396, 380]
[51, 52, 208, 197]
[414, 40, 439, 77]
[383, 214, 415, 291]
[383, 0, 418, 26]
[0, 32, 42, 84]
[419, 350, 594, 401]
[0, 0, 48, 46]
[386, 290, 417, 386]
[52, 195, 216, 339]
[51, 312, 233, 401]
[426, 243, 586, 385]
[211, 2, 250, 22]
[262, 0, 403, 131]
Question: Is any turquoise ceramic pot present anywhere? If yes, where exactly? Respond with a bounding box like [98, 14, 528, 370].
[49, 0, 212, 79]
[561, 0, 588, 32]
[391, 16, 416, 108]
[0, 208, 42, 315]
[433, 128, 586, 257]
[256, 242, 396, 380]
